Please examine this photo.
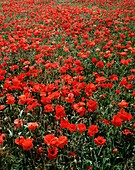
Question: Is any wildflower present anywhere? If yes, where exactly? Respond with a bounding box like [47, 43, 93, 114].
[118, 100, 129, 108]
[94, 136, 106, 146]
[22, 138, 33, 151]
[0, 134, 6, 145]
[44, 134, 58, 146]
[122, 129, 133, 135]
[0, 105, 5, 110]
[67, 124, 77, 132]
[60, 119, 70, 129]
[15, 136, 25, 146]
[44, 104, 54, 112]
[6, 94, 15, 104]
[55, 105, 66, 120]
[87, 100, 98, 112]
[117, 109, 132, 121]
[88, 125, 98, 137]
[77, 123, 86, 134]
[28, 122, 38, 131]
[37, 147, 44, 153]
[111, 115, 123, 127]
[113, 148, 118, 153]
[47, 147, 58, 159]
[57, 136, 68, 148]
[96, 60, 104, 68]
[14, 119, 23, 128]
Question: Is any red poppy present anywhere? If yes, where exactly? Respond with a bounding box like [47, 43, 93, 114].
[47, 147, 58, 159]
[88, 125, 98, 137]
[77, 123, 86, 134]
[0, 105, 5, 110]
[115, 89, 121, 94]
[119, 77, 127, 86]
[55, 105, 66, 120]
[87, 100, 98, 112]
[95, 76, 106, 83]
[18, 95, 27, 104]
[57, 136, 68, 148]
[14, 119, 23, 128]
[111, 115, 123, 127]
[91, 58, 97, 63]
[6, 94, 15, 104]
[41, 96, 52, 104]
[94, 136, 106, 146]
[122, 129, 133, 135]
[37, 147, 44, 153]
[118, 100, 129, 108]
[0, 134, 6, 145]
[60, 119, 70, 129]
[15, 136, 25, 146]
[117, 109, 132, 121]
[106, 58, 114, 66]
[65, 93, 75, 103]
[22, 138, 33, 151]
[113, 148, 118, 153]
[85, 83, 96, 96]
[109, 74, 118, 81]
[76, 107, 86, 117]
[28, 122, 38, 131]
[96, 60, 104, 68]
[67, 124, 77, 132]
[44, 134, 58, 146]
[44, 104, 54, 112]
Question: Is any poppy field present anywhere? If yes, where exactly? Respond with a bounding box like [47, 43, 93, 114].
[0, 0, 135, 169]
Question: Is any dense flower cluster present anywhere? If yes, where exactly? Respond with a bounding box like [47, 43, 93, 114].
[0, 0, 134, 169]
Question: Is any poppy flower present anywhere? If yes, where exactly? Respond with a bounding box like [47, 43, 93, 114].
[76, 107, 86, 117]
[47, 147, 58, 159]
[15, 136, 25, 146]
[77, 123, 86, 134]
[18, 95, 27, 104]
[85, 83, 96, 97]
[65, 93, 75, 103]
[55, 105, 66, 120]
[87, 100, 98, 112]
[0, 134, 6, 145]
[44, 134, 58, 146]
[88, 125, 98, 137]
[44, 104, 54, 112]
[0, 105, 5, 110]
[6, 94, 15, 104]
[122, 129, 133, 135]
[37, 147, 44, 153]
[60, 119, 70, 129]
[57, 136, 68, 148]
[91, 58, 97, 63]
[22, 138, 33, 151]
[115, 89, 121, 94]
[117, 109, 132, 121]
[28, 122, 38, 131]
[111, 115, 123, 127]
[67, 124, 77, 132]
[96, 76, 106, 83]
[113, 148, 118, 153]
[118, 100, 129, 108]
[96, 60, 104, 68]
[14, 119, 23, 128]
[94, 136, 106, 146]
